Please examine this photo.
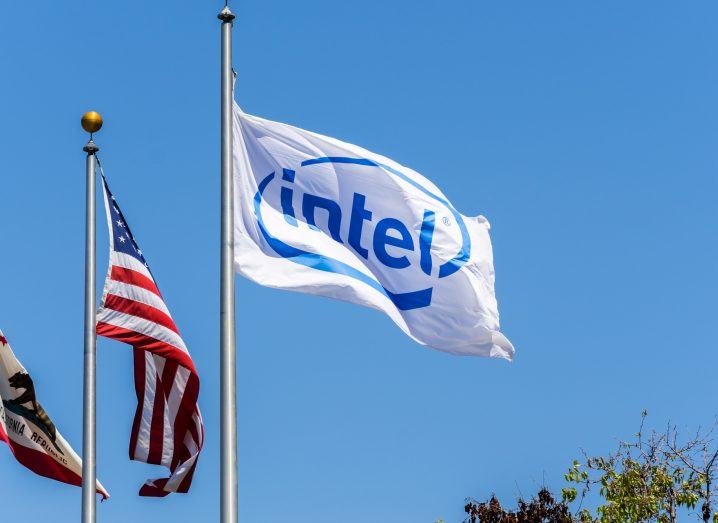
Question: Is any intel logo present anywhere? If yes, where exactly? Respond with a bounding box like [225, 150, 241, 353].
[252, 157, 471, 311]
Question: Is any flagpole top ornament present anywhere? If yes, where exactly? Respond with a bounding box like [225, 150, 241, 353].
[218, 5, 235, 22]
[81, 112, 101, 154]
[81, 111, 103, 134]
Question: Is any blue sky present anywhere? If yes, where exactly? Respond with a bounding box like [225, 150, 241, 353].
[1, 1, 717, 521]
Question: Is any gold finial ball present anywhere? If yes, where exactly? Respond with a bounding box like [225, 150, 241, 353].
[81, 111, 103, 134]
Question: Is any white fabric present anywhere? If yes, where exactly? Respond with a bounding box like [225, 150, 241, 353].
[233, 104, 514, 360]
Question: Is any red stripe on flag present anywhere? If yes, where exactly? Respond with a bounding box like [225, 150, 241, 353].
[129, 348, 146, 460]
[139, 478, 171, 497]
[170, 374, 200, 470]
[96, 322, 196, 374]
[1, 438, 108, 500]
[160, 360, 178, 406]
[110, 266, 162, 297]
[177, 458, 199, 493]
[176, 442, 191, 464]
[103, 295, 180, 336]
[0, 422, 9, 445]
[158, 359, 183, 469]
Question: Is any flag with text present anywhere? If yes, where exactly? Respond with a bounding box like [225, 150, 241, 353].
[0, 330, 108, 499]
[233, 105, 514, 359]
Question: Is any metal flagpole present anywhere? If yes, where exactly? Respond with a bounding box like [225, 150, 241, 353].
[80, 111, 102, 523]
[218, 5, 238, 523]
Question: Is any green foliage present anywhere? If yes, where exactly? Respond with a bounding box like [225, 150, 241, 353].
[456, 414, 717, 522]
[564, 456, 703, 522]
[563, 413, 717, 523]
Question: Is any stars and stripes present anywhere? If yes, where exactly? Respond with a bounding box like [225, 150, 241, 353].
[95, 174, 204, 497]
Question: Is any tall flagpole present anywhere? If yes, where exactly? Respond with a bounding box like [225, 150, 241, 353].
[218, 5, 238, 523]
[80, 111, 102, 523]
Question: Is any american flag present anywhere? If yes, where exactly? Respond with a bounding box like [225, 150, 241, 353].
[96, 172, 204, 497]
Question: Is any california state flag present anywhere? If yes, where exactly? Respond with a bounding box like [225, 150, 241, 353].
[0, 330, 108, 499]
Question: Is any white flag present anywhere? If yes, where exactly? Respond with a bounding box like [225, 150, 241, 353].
[233, 104, 514, 360]
[0, 330, 108, 498]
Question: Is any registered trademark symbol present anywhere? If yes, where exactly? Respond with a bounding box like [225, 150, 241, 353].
[442, 216, 452, 226]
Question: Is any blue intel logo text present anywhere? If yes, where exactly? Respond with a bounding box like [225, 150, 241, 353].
[252, 157, 472, 311]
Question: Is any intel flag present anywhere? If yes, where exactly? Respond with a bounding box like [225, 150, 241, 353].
[233, 104, 514, 360]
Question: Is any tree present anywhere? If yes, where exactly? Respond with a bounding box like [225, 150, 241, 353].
[666, 421, 718, 522]
[452, 414, 718, 523]
[463, 488, 573, 523]
[563, 412, 718, 523]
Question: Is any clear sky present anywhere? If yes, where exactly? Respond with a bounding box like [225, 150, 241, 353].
[1, 1, 717, 522]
